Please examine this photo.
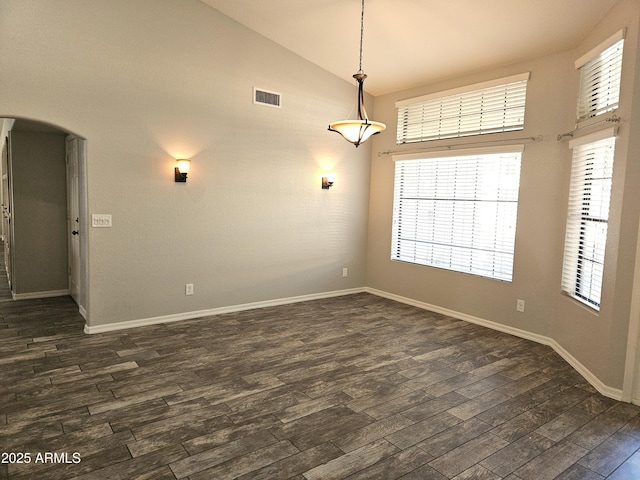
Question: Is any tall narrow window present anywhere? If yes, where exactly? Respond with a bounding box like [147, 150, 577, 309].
[396, 73, 529, 144]
[575, 30, 624, 122]
[391, 147, 522, 281]
[561, 130, 616, 310]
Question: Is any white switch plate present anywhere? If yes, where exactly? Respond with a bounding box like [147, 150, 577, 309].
[342, 267, 348, 278]
[185, 283, 194, 296]
[91, 214, 112, 227]
[516, 299, 525, 312]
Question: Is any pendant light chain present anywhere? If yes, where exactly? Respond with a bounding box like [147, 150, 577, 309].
[358, 0, 365, 73]
[327, 0, 386, 147]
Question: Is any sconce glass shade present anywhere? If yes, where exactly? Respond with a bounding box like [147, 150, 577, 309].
[329, 72, 385, 147]
[175, 159, 191, 182]
[176, 159, 191, 174]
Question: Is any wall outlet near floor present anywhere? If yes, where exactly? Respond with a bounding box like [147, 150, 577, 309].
[516, 299, 525, 312]
[342, 267, 348, 278]
[185, 283, 194, 296]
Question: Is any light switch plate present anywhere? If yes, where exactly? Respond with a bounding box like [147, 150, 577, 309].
[91, 214, 112, 227]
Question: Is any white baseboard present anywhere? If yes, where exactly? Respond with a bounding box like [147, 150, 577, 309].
[12, 289, 70, 301]
[365, 287, 623, 402]
[548, 337, 623, 401]
[81, 284, 623, 401]
[83, 287, 366, 335]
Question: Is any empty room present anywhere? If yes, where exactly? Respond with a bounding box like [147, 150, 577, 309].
[3, 0, 640, 478]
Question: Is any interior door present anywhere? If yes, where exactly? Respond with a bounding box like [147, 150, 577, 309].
[66, 136, 80, 304]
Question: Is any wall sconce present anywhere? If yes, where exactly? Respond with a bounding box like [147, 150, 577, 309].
[175, 159, 191, 182]
[322, 173, 335, 189]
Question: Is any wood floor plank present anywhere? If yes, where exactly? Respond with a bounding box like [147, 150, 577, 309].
[386, 411, 462, 450]
[168, 429, 278, 478]
[428, 432, 509, 478]
[479, 432, 556, 477]
[188, 440, 299, 480]
[235, 442, 343, 480]
[513, 440, 589, 480]
[2, 292, 640, 479]
[302, 438, 399, 480]
[577, 431, 640, 477]
[607, 450, 640, 479]
[417, 417, 495, 460]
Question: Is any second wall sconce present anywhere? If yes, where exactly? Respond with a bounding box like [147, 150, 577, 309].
[322, 173, 335, 189]
[175, 159, 191, 182]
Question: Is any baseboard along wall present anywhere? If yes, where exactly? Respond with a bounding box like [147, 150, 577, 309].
[82, 286, 623, 402]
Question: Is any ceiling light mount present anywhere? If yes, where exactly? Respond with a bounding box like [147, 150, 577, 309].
[328, 0, 385, 147]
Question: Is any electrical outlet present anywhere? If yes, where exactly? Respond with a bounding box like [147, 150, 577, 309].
[185, 283, 194, 296]
[516, 299, 525, 312]
[342, 267, 348, 278]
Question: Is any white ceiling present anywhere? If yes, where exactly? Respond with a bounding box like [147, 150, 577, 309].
[201, 0, 620, 97]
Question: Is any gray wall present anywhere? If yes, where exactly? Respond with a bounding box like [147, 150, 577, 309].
[367, 0, 640, 390]
[10, 130, 68, 294]
[0, 0, 371, 325]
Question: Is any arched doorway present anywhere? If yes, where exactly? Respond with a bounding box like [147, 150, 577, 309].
[0, 118, 88, 318]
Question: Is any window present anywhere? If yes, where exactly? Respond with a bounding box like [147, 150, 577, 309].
[575, 30, 624, 122]
[396, 73, 529, 144]
[561, 130, 616, 310]
[391, 147, 522, 281]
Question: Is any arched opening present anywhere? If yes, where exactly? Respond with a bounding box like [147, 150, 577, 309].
[0, 117, 88, 318]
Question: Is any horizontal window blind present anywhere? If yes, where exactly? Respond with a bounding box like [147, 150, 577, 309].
[561, 132, 616, 310]
[391, 148, 522, 281]
[396, 74, 528, 144]
[576, 37, 624, 121]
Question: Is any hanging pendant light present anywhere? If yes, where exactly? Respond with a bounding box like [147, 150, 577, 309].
[328, 0, 385, 147]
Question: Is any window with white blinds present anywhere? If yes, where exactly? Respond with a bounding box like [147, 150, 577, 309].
[576, 30, 624, 122]
[396, 73, 529, 144]
[561, 129, 617, 310]
[391, 147, 523, 281]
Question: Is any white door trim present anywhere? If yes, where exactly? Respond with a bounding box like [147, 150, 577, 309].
[622, 219, 640, 404]
[65, 135, 89, 319]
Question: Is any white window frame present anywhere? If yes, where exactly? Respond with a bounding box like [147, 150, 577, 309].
[391, 146, 523, 282]
[575, 29, 625, 123]
[396, 73, 529, 145]
[561, 128, 617, 310]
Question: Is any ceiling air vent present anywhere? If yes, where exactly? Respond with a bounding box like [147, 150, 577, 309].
[253, 87, 281, 108]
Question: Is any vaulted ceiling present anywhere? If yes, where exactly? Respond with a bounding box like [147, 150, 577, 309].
[201, 0, 620, 96]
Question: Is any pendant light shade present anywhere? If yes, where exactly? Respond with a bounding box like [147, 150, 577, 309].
[329, 73, 386, 147]
[328, 119, 385, 146]
[328, 0, 385, 147]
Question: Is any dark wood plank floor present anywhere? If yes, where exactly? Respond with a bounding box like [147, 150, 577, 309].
[2, 292, 640, 479]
